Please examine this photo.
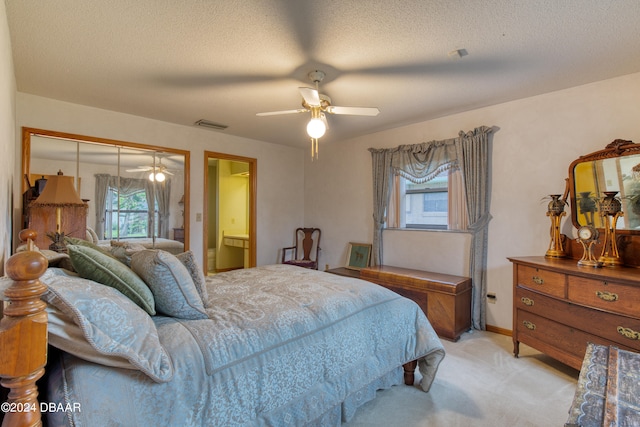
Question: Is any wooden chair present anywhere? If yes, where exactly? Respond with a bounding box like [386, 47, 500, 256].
[281, 228, 321, 270]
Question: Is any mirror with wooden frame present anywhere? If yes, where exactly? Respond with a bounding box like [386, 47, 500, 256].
[569, 139, 640, 233]
[22, 127, 190, 250]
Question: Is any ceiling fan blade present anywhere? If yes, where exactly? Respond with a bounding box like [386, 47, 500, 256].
[164, 170, 174, 175]
[256, 108, 308, 116]
[326, 106, 380, 116]
[126, 167, 152, 172]
[299, 87, 320, 106]
[320, 112, 329, 130]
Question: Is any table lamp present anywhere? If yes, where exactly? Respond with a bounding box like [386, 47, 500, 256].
[29, 170, 86, 252]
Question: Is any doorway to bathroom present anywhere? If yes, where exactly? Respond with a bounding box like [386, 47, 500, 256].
[203, 151, 256, 274]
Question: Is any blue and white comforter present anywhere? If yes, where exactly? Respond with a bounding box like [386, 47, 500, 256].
[48, 264, 445, 426]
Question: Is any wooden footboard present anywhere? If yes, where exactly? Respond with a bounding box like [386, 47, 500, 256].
[0, 230, 49, 427]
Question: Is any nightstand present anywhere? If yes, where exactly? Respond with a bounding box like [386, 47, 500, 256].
[173, 228, 185, 243]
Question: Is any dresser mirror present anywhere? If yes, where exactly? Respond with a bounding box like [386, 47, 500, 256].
[569, 139, 640, 233]
[22, 127, 190, 248]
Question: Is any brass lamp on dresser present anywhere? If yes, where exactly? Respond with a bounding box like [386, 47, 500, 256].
[511, 139, 640, 370]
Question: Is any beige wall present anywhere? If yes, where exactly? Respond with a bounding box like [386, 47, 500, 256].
[305, 72, 640, 330]
[0, 2, 16, 275]
[14, 93, 306, 268]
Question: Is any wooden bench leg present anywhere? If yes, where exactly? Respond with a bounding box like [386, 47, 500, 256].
[403, 360, 417, 385]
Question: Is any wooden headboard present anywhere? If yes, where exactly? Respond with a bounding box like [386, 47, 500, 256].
[0, 230, 48, 427]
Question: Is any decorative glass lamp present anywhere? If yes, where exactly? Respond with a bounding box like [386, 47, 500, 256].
[545, 194, 567, 258]
[598, 191, 623, 267]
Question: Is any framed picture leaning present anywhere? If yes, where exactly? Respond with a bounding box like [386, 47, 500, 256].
[345, 242, 372, 270]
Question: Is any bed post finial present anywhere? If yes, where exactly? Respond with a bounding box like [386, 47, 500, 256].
[18, 229, 39, 253]
[0, 230, 48, 427]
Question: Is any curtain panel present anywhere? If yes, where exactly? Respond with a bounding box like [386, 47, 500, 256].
[153, 180, 171, 238]
[368, 126, 493, 329]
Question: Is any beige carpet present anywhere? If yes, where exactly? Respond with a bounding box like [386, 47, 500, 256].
[344, 330, 579, 427]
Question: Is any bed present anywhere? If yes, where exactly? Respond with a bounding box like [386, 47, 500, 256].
[0, 232, 445, 426]
[84, 226, 185, 255]
[96, 237, 185, 255]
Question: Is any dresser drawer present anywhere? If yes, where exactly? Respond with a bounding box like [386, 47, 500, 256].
[514, 309, 628, 369]
[515, 265, 566, 298]
[516, 286, 640, 351]
[568, 275, 640, 318]
[515, 286, 584, 332]
[516, 310, 600, 361]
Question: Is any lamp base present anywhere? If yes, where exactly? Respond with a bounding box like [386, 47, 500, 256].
[578, 259, 601, 267]
[545, 249, 567, 258]
[47, 232, 68, 253]
[598, 255, 623, 267]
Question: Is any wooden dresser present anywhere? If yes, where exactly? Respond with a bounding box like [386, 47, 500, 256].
[509, 256, 640, 370]
[359, 265, 472, 341]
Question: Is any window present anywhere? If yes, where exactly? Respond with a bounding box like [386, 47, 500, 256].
[387, 168, 467, 230]
[401, 172, 449, 229]
[105, 187, 158, 239]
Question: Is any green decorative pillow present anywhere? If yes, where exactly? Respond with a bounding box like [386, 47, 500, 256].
[131, 250, 207, 320]
[67, 245, 156, 315]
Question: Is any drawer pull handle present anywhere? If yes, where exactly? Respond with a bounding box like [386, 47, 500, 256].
[523, 320, 536, 331]
[532, 276, 544, 285]
[617, 326, 640, 341]
[520, 297, 534, 306]
[596, 291, 618, 302]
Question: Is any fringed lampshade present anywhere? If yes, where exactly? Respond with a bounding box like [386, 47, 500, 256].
[28, 170, 87, 251]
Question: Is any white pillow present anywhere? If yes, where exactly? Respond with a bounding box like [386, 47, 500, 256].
[86, 227, 100, 243]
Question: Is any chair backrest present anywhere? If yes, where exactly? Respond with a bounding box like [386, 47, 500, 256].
[296, 227, 321, 261]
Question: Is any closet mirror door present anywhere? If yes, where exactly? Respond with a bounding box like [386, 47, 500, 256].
[23, 128, 189, 250]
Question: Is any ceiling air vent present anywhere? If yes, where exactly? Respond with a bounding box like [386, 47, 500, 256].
[194, 119, 228, 130]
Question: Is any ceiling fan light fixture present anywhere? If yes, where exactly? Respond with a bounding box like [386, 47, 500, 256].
[306, 118, 326, 139]
[256, 69, 379, 160]
[149, 171, 166, 182]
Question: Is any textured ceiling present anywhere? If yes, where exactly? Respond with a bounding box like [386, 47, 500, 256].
[6, 0, 640, 148]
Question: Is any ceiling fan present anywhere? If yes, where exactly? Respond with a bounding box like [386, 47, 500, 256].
[126, 156, 174, 182]
[257, 70, 380, 159]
